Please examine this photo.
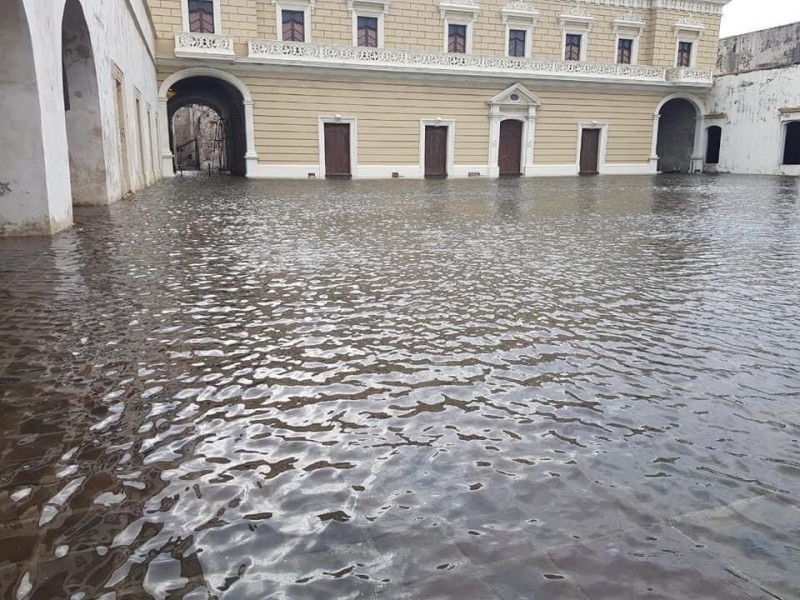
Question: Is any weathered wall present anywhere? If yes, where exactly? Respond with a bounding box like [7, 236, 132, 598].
[173, 105, 222, 170]
[707, 63, 800, 175]
[718, 23, 800, 74]
[0, 0, 162, 236]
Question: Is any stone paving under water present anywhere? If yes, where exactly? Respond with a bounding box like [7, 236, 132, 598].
[1, 174, 799, 599]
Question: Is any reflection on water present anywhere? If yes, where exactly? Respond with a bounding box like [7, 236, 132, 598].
[1, 174, 799, 599]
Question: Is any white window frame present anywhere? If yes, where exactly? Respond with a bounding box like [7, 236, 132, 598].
[576, 122, 609, 174]
[505, 25, 533, 58]
[182, 0, 223, 33]
[562, 30, 587, 62]
[559, 11, 595, 62]
[420, 118, 456, 179]
[444, 17, 473, 54]
[276, 2, 312, 43]
[352, 11, 384, 48]
[675, 37, 697, 68]
[318, 116, 358, 179]
[614, 35, 639, 65]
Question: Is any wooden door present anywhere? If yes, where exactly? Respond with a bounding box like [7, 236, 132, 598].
[425, 126, 448, 179]
[579, 128, 600, 175]
[324, 123, 351, 179]
[498, 120, 523, 176]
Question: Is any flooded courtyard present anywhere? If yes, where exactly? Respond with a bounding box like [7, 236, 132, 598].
[1, 174, 799, 599]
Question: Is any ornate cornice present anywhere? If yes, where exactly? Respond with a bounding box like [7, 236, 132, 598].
[245, 39, 713, 87]
[569, 0, 729, 15]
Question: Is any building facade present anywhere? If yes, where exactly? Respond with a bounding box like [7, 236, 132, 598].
[152, 0, 731, 181]
[706, 23, 800, 176]
[0, 0, 162, 236]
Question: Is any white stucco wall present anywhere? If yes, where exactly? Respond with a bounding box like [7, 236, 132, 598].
[707, 63, 800, 176]
[0, 0, 161, 236]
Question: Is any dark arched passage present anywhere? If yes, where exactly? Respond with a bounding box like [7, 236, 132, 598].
[62, 0, 107, 204]
[171, 104, 224, 172]
[167, 77, 247, 176]
[657, 98, 698, 173]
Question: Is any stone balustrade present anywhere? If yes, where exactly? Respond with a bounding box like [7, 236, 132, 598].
[243, 40, 714, 87]
[174, 32, 235, 59]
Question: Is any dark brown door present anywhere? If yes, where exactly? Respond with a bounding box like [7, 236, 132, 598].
[579, 128, 600, 175]
[498, 120, 523, 176]
[425, 126, 448, 179]
[324, 123, 351, 179]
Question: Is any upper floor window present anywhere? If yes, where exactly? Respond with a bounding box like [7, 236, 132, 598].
[565, 34, 582, 61]
[617, 38, 633, 64]
[188, 0, 214, 33]
[448, 24, 467, 53]
[357, 15, 379, 47]
[508, 29, 527, 58]
[677, 41, 693, 67]
[282, 9, 306, 42]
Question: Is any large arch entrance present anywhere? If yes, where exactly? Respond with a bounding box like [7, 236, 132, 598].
[161, 71, 254, 176]
[656, 97, 701, 174]
[0, 0, 51, 234]
[62, 0, 107, 204]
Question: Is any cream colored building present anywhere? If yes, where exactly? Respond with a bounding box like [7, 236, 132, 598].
[151, 0, 730, 180]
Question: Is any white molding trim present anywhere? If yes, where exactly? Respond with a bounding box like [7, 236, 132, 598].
[488, 84, 541, 177]
[439, 0, 481, 20]
[275, 1, 313, 42]
[613, 33, 640, 65]
[576, 122, 609, 174]
[443, 16, 475, 54]
[351, 8, 386, 47]
[318, 115, 358, 178]
[505, 23, 534, 58]
[157, 67, 258, 177]
[181, 0, 223, 34]
[245, 162, 656, 179]
[420, 118, 456, 178]
[562, 29, 589, 62]
[245, 41, 714, 87]
[653, 92, 706, 173]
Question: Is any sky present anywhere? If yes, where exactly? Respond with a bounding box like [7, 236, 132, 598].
[720, 0, 800, 37]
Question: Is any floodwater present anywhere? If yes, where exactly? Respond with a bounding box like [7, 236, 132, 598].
[1, 174, 799, 600]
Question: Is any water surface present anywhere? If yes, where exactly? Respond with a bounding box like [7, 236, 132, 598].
[1, 175, 799, 599]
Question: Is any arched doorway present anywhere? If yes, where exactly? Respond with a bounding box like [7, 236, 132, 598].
[62, 0, 107, 205]
[171, 104, 225, 173]
[498, 119, 523, 177]
[705, 125, 722, 166]
[0, 0, 51, 234]
[160, 70, 255, 177]
[656, 97, 700, 173]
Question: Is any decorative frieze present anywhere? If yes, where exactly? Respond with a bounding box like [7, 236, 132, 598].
[501, 2, 539, 24]
[613, 11, 646, 31]
[174, 32, 235, 59]
[246, 40, 713, 87]
[569, 0, 729, 15]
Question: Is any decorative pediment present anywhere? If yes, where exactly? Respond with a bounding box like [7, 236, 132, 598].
[489, 83, 542, 107]
[613, 11, 645, 31]
[502, 2, 539, 24]
[560, 6, 596, 29]
[347, 0, 390, 13]
[674, 17, 705, 32]
[440, 0, 480, 20]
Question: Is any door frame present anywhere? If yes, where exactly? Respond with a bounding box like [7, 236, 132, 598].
[319, 116, 358, 179]
[495, 117, 527, 177]
[576, 122, 608, 175]
[420, 119, 455, 179]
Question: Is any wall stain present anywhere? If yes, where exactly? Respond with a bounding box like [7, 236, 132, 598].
[0, 181, 11, 197]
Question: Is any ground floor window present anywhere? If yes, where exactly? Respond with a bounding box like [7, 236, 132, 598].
[706, 126, 721, 165]
[783, 122, 800, 165]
